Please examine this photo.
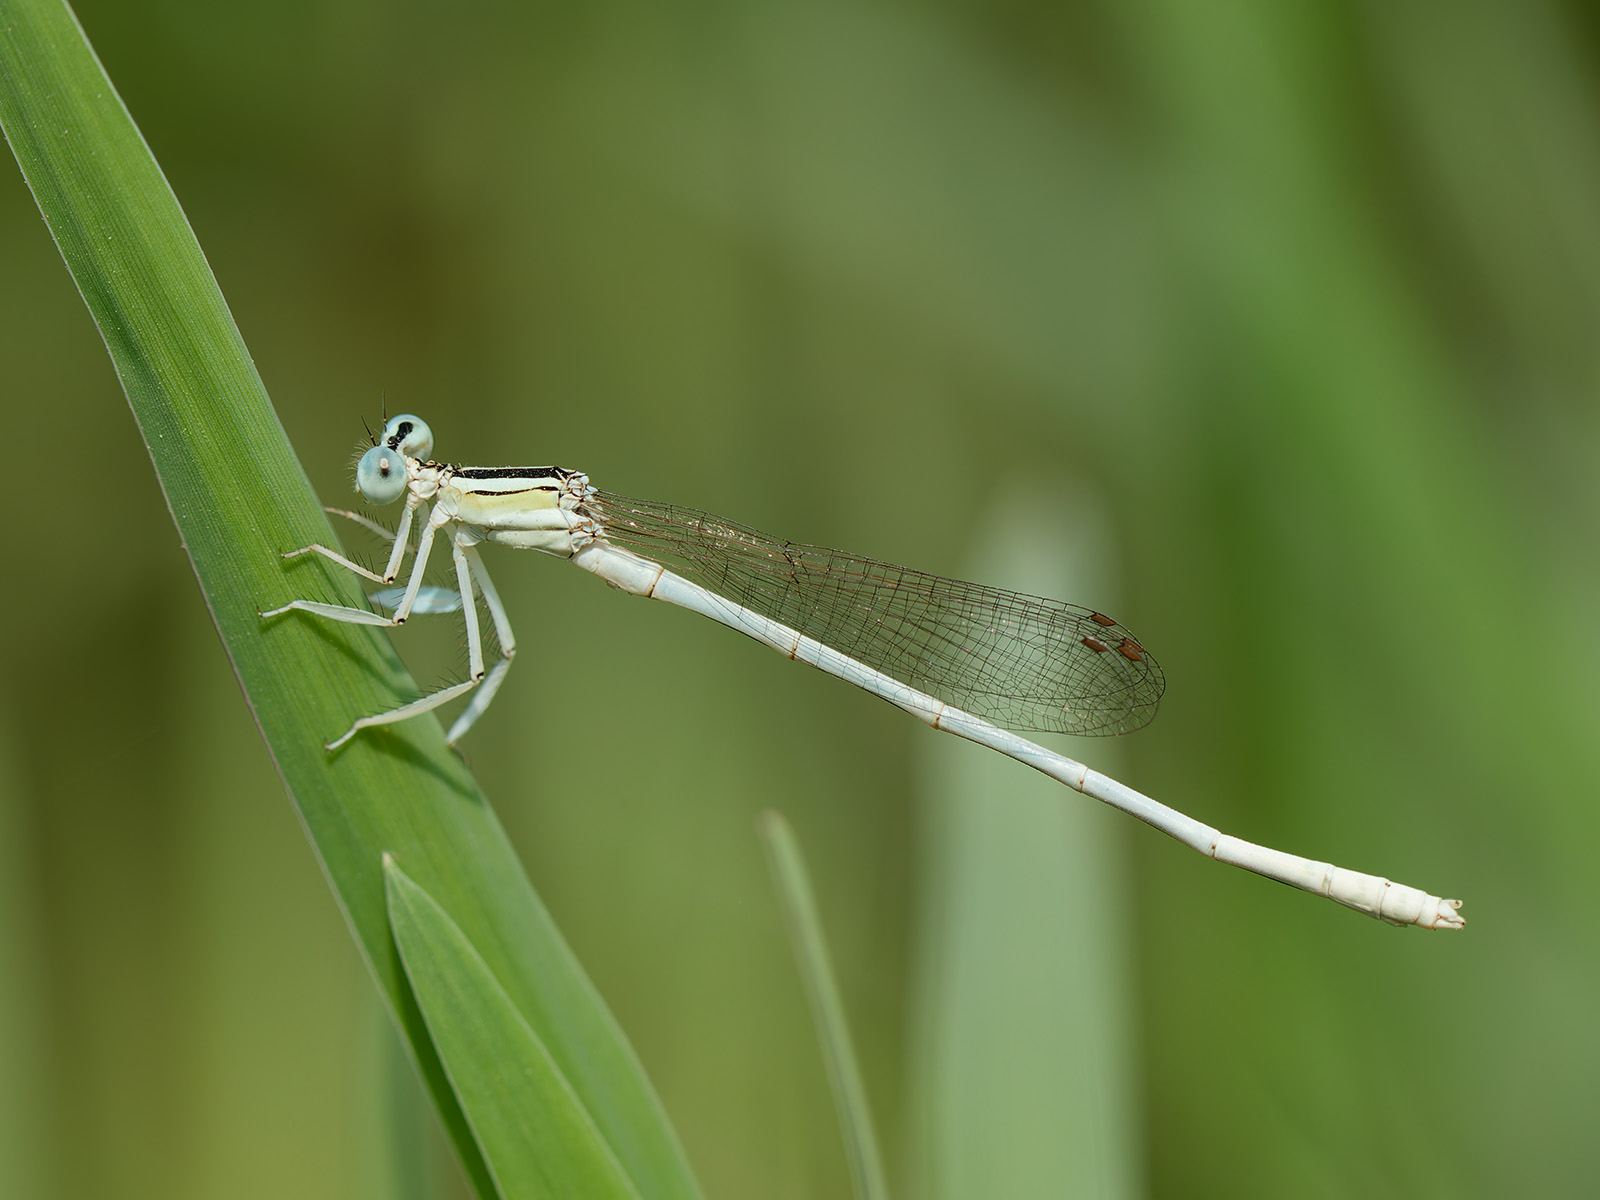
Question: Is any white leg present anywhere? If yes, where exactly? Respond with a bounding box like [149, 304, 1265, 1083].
[444, 546, 517, 745]
[281, 498, 419, 584]
[376, 501, 418, 582]
[388, 512, 445, 622]
[278, 543, 391, 584]
[465, 546, 516, 654]
[326, 680, 481, 751]
[268, 503, 483, 749]
[326, 506, 404, 546]
[318, 524, 499, 752]
[327, 508, 457, 614]
[261, 507, 442, 627]
[445, 659, 512, 746]
[259, 597, 399, 625]
[453, 537, 486, 681]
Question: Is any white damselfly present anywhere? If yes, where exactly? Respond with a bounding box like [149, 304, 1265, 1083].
[262, 415, 1464, 930]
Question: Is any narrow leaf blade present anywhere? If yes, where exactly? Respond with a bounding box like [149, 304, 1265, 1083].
[757, 811, 891, 1200]
[386, 857, 643, 1200]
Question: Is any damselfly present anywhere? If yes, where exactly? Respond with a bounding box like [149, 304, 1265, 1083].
[262, 415, 1463, 930]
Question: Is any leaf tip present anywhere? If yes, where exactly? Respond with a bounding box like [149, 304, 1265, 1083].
[381, 851, 411, 907]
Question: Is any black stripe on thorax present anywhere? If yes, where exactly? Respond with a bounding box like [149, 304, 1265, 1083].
[451, 466, 569, 481]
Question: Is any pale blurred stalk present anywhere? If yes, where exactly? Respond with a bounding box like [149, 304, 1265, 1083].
[906, 480, 1145, 1200]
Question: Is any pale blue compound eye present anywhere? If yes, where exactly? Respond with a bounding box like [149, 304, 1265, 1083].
[355, 444, 408, 505]
[382, 414, 433, 461]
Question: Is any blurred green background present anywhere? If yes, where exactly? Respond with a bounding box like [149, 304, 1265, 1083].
[2, 0, 1597, 1196]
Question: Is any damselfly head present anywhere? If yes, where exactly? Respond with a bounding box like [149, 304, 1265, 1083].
[381, 414, 433, 461]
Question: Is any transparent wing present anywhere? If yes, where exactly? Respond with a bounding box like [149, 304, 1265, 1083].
[369, 586, 464, 615]
[585, 491, 1164, 736]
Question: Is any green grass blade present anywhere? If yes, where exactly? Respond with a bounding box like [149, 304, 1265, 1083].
[385, 857, 644, 1200]
[757, 812, 891, 1200]
[0, 4, 701, 1198]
